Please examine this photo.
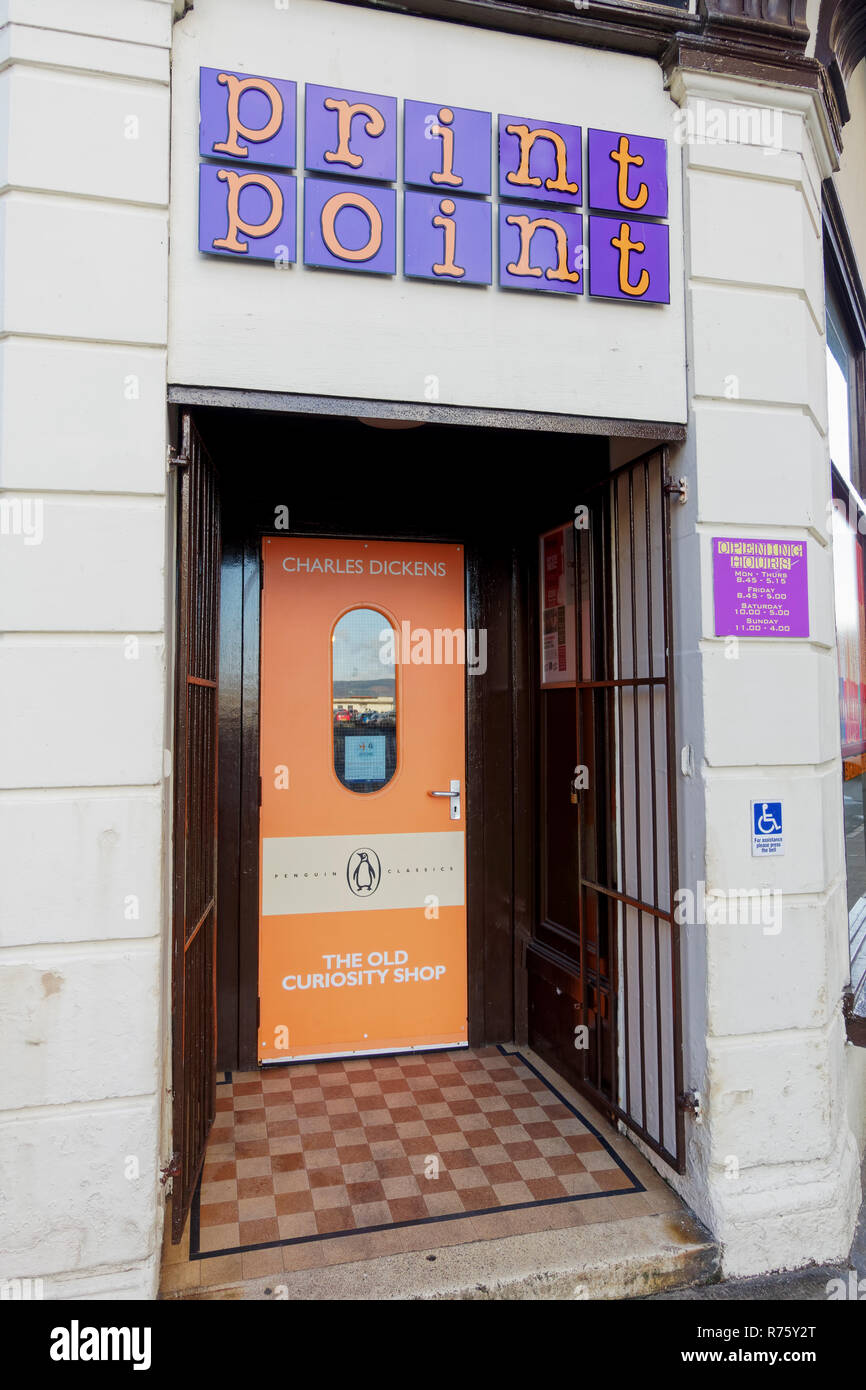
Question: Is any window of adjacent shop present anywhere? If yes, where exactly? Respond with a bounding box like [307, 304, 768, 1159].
[824, 193, 866, 1025]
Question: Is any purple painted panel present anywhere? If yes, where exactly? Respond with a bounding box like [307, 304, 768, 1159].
[304, 178, 396, 275]
[305, 84, 397, 182]
[199, 163, 296, 261]
[587, 128, 667, 217]
[498, 116, 581, 207]
[713, 539, 809, 638]
[404, 192, 492, 285]
[588, 216, 669, 303]
[404, 100, 491, 195]
[199, 67, 296, 169]
[498, 204, 583, 295]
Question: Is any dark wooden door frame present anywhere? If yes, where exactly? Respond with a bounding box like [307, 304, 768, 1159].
[197, 405, 661, 1080]
[168, 412, 221, 1240]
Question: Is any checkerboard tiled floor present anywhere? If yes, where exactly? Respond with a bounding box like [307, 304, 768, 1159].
[161, 1045, 681, 1293]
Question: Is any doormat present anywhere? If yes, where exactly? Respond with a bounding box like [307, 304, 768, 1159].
[190, 1045, 644, 1260]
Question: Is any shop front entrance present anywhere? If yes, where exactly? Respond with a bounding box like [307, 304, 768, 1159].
[167, 404, 686, 1244]
[258, 536, 469, 1062]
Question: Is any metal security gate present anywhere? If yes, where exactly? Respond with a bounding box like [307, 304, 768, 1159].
[573, 447, 685, 1171]
[168, 413, 221, 1239]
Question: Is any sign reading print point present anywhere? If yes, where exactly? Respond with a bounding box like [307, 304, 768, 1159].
[197, 67, 672, 303]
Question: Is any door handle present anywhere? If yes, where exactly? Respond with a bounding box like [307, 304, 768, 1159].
[428, 779, 461, 821]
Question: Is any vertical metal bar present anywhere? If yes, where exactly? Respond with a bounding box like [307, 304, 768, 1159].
[613, 473, 630, 1118]
[645, 458, 664, 1146]
[574, 517, 588, 1085]
[604, 481, 618, 1103]
[628, 466, 647, 1133]
[661, 447, 686, 1169]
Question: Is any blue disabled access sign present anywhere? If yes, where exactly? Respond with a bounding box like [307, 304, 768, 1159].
[752, 800, 783, 857]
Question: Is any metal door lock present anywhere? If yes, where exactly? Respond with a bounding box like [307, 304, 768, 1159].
[428, 779, 461, 820]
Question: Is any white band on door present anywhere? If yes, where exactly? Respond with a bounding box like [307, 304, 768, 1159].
[262, 831, 465, 916]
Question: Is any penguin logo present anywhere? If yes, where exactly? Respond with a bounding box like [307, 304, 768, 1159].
[347, 848, 381, 897]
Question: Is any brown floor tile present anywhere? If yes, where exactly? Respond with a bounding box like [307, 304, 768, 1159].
[237, 1175, 275, 1200]
[200, 1200, 239, 1227]
[275, 1189, 314, 1215]
[239, 1217, 280, 1245]
[315, 1207, 355, 1234]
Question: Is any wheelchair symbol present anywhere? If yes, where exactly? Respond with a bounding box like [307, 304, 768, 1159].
[756, 803, 781, 835]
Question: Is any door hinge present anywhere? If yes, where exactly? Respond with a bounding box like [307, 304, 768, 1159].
[160, 1151, 182, 1186]
[257, 997, 261, 1027]
[677, 1089, 703, 1123]
[663, 476, 688, 506]
[258, 775, 262, 806]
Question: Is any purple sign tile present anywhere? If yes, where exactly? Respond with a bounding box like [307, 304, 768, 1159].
[404, 192, 492, 285]
[305, 84, 397, 183]
[588, 216, 669, 303]
[199, 67, 296, 169]
[713, 539, 809, 638]
[404, 100, 491, 195]
[498, 115, 581, 207]
[499, 204, 583, 295]
[587, 128, 667, 218]
[199, 163, 296, 261]
[304, 178, 396, 275]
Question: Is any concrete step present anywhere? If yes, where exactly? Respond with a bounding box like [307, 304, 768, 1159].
[167, 1208, 719, 1300]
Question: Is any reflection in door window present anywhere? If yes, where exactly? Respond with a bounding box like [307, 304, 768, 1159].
[332, 608, 397, 792]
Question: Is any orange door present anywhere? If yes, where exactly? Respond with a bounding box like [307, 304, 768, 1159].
[258, 537, 468, 1062]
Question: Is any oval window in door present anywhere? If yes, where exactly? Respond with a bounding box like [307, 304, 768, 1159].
[332, 607, 397, 793]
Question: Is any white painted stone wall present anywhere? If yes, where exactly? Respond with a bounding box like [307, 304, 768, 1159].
[660, 68, 862, 1277]
[0, 0, 171, 1300]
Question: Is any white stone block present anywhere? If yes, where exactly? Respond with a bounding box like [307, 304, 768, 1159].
[706, 1020, 847, 1168]
[702, 644, 839, 768]
[0, 945, 161, 1106]
[0, 497, 165, 632]
[0, 22, 170, 83]
[692, 403, 829, 536]
[705, 889, 844, 1035]
[0, 193, 167, 345]
[690, 283, 826, 424]
[0, 639, 165, 788]
[1, 66, 169, 206]
[0, 791, 162, 946]
[712, 1125, 861, 1276]
[687, 168, 823, 325]
[0, 339, 167, 494]
[0, 1098, 160, 1279]
[703, 764, 844, 899]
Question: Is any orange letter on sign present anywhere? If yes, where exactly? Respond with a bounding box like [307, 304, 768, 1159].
[505, 125, 578, 196]
[212, 169, 284, 253]
[323, 99, 386, 169]
[611, 222, 650, 297]
[321, 190, 383, 261]
[432, 199, 465, 278]
[506, 214, 580, 284]
[430, 109, 462, 187]
[609, 136, 649, 211]
[213, 73, 284, 158]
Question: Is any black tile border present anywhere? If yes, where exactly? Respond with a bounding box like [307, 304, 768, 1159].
[191, 1045, 643, 1260]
